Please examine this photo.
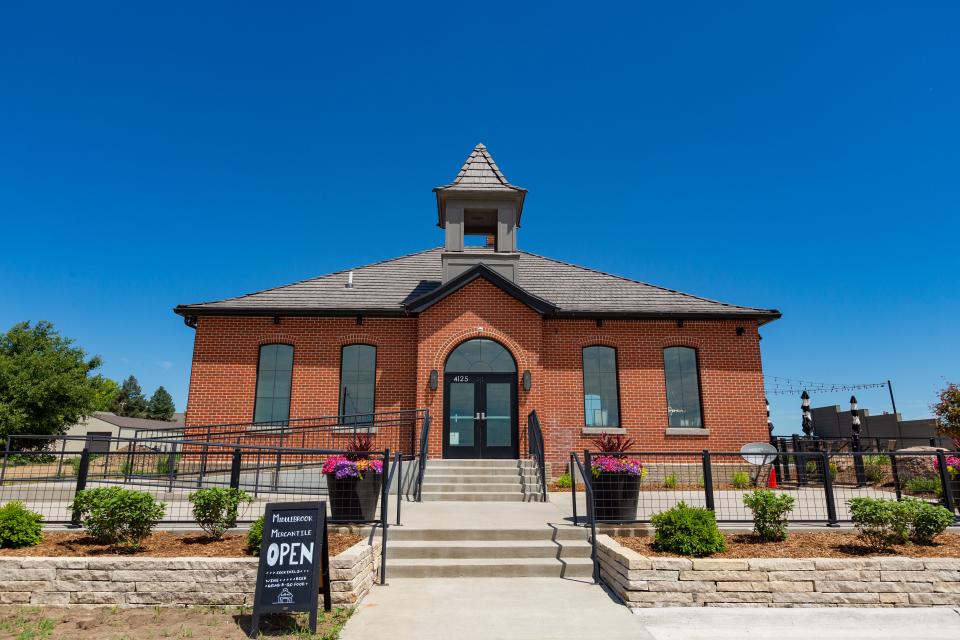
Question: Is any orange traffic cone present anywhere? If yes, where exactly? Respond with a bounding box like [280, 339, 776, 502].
[768, 466, 778, 489]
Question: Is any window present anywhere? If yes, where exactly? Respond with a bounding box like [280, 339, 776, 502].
[445, 338, 516, 373]
[582, 346, 620, 427]
[253, 344, 293, 423]
[664, 347, 703, 428]
[339, 344, 376, 419]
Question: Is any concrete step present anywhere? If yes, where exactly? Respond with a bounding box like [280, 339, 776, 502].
[420, 482, 523, 492]
[422, 473, 523, 483]
[387, 557, 595, 578]
[424, 467, 521, 477]
[387, 528, 589, 542]
[427, 460, 521, 468]
[388, 540, 593, 559]
[420, 491, 526, 502]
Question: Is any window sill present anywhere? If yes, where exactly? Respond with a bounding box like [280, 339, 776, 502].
[581, 427, 627, 435]
[665, 428, 710, 437]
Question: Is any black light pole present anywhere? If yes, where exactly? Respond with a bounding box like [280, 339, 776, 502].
[851, 395, 866, 486]
[801, 391, 813, 438]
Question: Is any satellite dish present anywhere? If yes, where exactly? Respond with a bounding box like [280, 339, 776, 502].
[740, 442, 778, 466]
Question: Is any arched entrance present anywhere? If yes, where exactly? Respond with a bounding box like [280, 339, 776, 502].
[442, 338, 519, 459]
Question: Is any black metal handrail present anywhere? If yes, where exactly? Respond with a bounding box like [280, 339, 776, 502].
[570, 452, 599, 583]
[414, 412, 431, 502]
[527, 411, 547, 502]
[380, 449, 397, 584]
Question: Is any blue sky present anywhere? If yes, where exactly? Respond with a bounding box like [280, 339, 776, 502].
[1, 2, 957, 431]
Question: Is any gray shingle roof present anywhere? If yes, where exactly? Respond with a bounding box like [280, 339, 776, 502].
[433, 143, 526, 193]
[174, 248, 780, 323]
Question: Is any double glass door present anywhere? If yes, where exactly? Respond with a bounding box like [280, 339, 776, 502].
[442, 373, 518, 459]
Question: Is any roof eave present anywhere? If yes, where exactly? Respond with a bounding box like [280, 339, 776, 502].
[173, 305, 410, 319]
[550, 309, 783, 325]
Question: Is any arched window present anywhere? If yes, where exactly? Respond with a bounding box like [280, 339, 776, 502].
[664, 346, 703, 428]
[254, 344, 293, 423]
[582, 346, 620, 428]
[444, 338, 516, 373]
[339, 344, 377, 419]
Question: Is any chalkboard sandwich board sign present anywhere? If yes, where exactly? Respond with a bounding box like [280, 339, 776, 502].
[250, 501, 331, 637]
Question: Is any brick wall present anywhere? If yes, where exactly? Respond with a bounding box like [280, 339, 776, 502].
[184, 281, 768, 473]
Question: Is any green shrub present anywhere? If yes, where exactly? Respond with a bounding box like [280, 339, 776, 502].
[155, 454, 179, 475]
[247, 516, 264, 556]
[70, 487, 165, 550]
[849, 497, 911, 550]
[742, 490, 795, 541]
[862, 456, 887, 484]
[189, 488, 253, 539]
[731, 471, 750, 489]
[0, 501, 43, 548]
[651, 502, 727, 557]
[805, 460, 818, 475]
[697, 474, 705, 489]
[554, 472, 572, 489]
[905, 477, 941, 495]
[663, 474, 678, 489]
[902, 499, 954, 545]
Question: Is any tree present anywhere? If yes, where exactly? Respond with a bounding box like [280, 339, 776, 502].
[0, 321, 104, 447]
[91, 376, 120, 412]
[933, 382, 960, 446]
[146, 386, 176, 421]
[112, 375, 147, 418]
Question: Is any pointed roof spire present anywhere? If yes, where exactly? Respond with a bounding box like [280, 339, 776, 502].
[434, 143, 527, 225]
[434, 143, 526, 193]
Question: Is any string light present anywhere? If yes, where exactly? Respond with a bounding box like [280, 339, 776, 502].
[764, 376, 887, 396]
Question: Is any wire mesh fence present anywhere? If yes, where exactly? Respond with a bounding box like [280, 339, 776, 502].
[571, 449, 960, 525]
[1, 435, 398, 525]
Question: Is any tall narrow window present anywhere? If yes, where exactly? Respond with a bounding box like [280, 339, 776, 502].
[664, 347, 703, 428]
[582, 346, 620, 428]
[339, 344, 376, 420]
[253, 344, 293, 423]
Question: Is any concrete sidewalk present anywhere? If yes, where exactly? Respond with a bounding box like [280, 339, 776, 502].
[339, 578, 654, 640]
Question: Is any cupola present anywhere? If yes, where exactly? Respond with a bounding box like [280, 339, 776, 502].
[433, 144, 526, 283]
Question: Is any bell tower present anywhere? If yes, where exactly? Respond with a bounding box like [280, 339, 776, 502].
[434, 143, 526, 283]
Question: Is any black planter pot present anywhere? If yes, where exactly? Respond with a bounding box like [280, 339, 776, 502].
[326, 472, 382, 522]
[592, 472, 642, 522]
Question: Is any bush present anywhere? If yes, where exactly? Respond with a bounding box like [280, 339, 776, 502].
[848, 497, 911, 550]
[731, 471, 750, 489]
[554, 472, 572, 489]
[189, 488, 253, 539]
[651, 502, 727, 557]
[0, 501, 43, 548]
[903, 499, 954, 545]
[247, 516, 264, 556]
[743, 490, 795, 541]
[862, 455, 887, 484]
[70, 487, 165, 550]
[905, 477, 941, 496]
[663, 474, 678, 489]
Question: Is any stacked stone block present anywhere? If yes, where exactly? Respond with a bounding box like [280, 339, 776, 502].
[0, 539, 381, 607]
[596, 535, 960, 607]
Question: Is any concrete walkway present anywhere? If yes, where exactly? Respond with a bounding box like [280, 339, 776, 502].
[340, 578, 654, 640]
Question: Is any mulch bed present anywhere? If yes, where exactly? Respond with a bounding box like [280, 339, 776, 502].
[614, 531, 960, 558]
[0, 531, 361, 558]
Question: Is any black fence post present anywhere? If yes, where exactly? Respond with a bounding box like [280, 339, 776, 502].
[778, 439, 791, 483]
[380, 448, 390, 585]
[889, 453, 902, 501]
[166, 441, 178, 492]
[570, 454, 578, 525]
[583, 449, 599, 584]
[851, 438, 866, 487]
[935, 451, 957, 516]
[821, 451, 838, 526]
[229, 448, 242, 490]
[396, 454, 402, 527]
[0, 439, 10, 486]
[71, 448, 91, 525]
[701, 450, 715, 512]
[793, 435, 807, 486]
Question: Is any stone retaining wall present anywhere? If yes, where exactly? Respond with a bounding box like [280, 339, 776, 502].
[0, 538, 381, 607]
[596, 535, 960, 607]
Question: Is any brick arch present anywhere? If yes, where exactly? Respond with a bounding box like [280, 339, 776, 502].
[334, 333, 382, 347]
[660, 337, 707, 349]
[431, 328, 529, 373]
[255, 334, 296, 347]
[573, 334, 621, 349]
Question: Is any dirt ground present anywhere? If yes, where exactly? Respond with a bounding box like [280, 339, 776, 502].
[0, 532, 361, 558]
[615, 531, 960, 558]
[0, 605, 352, 640]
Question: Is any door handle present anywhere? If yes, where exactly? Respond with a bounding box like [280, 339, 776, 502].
[474, 412, 482, 420]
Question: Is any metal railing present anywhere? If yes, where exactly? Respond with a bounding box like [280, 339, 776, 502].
[414, 412, 431, 502]
[570, 449, 960, 527]
[526, 411, 547, 502]
[773, 435, 955, 455]
[569, 452, 599, 583]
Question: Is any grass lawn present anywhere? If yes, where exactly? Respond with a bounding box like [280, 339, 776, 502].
[0, 605, 353, 640]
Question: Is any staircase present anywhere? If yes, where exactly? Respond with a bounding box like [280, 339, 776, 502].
[387, 526, 594, 578]
[419, 459, 543, 502]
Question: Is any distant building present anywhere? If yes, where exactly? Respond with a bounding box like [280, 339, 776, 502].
[62, 412, 184, 453]
[810, 404, 947, 447]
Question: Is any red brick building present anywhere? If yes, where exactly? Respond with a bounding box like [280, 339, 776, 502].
[175, 144, 780, 475]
